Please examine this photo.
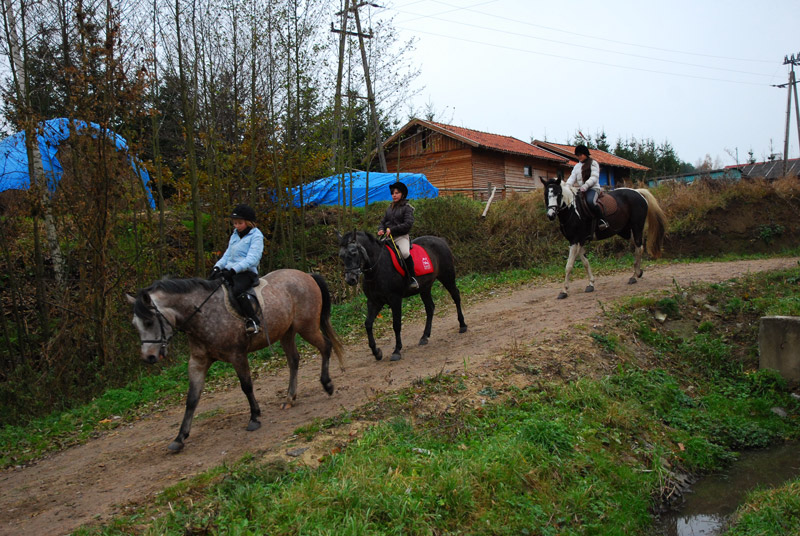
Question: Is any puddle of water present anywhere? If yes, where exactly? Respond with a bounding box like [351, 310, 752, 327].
[655, 442, 800, 536]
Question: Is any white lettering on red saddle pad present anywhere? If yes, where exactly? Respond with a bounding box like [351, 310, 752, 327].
[410, 246, 435, 275]
[386, 245, 435, 276]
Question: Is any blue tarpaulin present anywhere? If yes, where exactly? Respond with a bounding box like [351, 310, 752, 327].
[0, 118, 155, 208]
[290, 172, 437, 207]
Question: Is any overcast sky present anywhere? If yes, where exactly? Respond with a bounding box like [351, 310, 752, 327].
[381, 0, 800, 167]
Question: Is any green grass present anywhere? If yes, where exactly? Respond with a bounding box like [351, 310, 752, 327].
[723, 478, 800, 535]
[74, 363, 800, 535]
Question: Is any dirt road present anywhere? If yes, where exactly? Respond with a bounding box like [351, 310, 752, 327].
[1, 257, 797, 535]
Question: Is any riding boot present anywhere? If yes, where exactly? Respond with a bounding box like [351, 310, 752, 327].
[236, 293, 260, 334]
[404, 255, 419, 290]
[593, 204, 609, 230]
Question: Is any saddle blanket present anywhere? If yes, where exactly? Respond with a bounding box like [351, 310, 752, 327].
[387, 244, 435, 277]
[222, 278, 267, 320]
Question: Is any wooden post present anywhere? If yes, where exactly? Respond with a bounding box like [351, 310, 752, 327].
[481, 185, 498, 218]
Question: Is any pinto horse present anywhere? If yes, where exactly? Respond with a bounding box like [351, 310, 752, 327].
[126, 269, 344, 452]
[540, 177, 667, 299]
[338, 231, 467, 361]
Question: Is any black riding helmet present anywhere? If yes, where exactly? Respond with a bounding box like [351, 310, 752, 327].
[231, 204, 256, 222]
[388, 181, 408, 199]
[574, 145, 590, 157]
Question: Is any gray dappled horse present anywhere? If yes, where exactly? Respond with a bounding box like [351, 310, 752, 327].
[540, 177, 667, 299]
[127, 269, 344, 452]
[339, 231, 467, 362]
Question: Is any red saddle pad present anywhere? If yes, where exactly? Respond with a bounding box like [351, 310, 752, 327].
[386, 244, 434, 277]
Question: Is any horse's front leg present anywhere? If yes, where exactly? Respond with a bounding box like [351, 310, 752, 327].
[419, 287, 435, 345]
[388, 297, 404, 361]
[629, 235, 644, 284]
[558, 243, 580, 299]
[365, 299, 384, 361]
[231, 353, 261, 430]
[579, 245, 595, 292]
[170, 355, 211, 452]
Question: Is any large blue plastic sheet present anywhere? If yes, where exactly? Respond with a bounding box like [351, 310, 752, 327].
[290, 172, 438, 207]
[0, 118, 155, 208]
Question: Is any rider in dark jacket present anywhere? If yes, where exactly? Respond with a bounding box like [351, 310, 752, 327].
[377, 182, 419, 290]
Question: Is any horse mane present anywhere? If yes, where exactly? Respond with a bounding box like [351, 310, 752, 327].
[561, 182, 576, 207]
[134, 277, 223, 319]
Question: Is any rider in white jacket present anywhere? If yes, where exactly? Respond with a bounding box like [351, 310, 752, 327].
[565, 145, 608, 230]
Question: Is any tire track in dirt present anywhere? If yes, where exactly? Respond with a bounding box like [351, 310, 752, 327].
[1, 257, 797, 535]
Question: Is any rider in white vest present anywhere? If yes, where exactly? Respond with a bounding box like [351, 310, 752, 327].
[566, 145, 608, 230]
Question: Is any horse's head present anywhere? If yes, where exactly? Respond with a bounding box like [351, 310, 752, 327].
[126, 290, 176, 364]
[338, 230, 369, 286]
[540, 177, 564, 221]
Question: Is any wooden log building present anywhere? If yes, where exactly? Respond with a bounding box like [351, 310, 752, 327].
[382, 119, 567, 200]
[381, 119, 650, 200]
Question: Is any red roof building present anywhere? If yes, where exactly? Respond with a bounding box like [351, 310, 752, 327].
[382, 119, 568, 200]
[533, 141, 650, 187]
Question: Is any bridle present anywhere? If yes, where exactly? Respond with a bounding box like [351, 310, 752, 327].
[545, 183, 569, 217]
[137, 284, 222, 352]
[138, 304, 176, 355]
[343, 237, 383, 280]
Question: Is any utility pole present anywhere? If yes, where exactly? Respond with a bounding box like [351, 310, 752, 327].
[331, 1, 387, 173]
[775, 53, 800, 175]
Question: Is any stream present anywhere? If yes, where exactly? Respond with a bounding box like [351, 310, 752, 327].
[654, 442, 800, 535]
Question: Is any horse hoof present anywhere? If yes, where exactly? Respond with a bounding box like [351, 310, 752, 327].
[419, 337, 428, 346]
[390, 353, 402, 361]
[281, 402, 294, 410]
[459, 325, 468, 333]
[628, 278, 638, 285]
[167, 440, 184, 452]
[557, 292, 568, 300]
[247, 420, 261, 432]
[585, 286, 594, 293]
[638, 270, 644, 278]
[374, 349, 383, 361]
[322, 380, 334, 395]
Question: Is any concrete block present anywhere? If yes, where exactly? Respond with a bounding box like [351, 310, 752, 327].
[759, 316, 800, 382]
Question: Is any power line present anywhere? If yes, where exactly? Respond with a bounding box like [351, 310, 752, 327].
[395, 26, 771, 86]
[392, 8, 774, 79]
[395, 0, 774, 65]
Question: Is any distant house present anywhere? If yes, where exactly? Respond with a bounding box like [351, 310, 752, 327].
[532, 141, 650, 188]
[727, 158, 800, 179]
[647, 158, 800, 187]
[647, 168, 742, 187]
[382, 119, 568, 200]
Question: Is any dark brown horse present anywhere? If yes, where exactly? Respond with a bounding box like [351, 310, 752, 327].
[127, 269, 344, 452]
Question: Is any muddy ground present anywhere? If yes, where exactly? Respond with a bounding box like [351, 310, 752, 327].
[1, 257, 798, 535]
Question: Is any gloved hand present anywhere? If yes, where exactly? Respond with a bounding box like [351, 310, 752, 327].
[579, 185, 587, 193]
[209, 266, 222, 280]
[221, 268, 236, 283]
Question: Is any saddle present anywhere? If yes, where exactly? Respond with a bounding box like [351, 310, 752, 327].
[386, 244, 435, 277]
[222, 278, 267, 321]
[578, 191, 623, 231]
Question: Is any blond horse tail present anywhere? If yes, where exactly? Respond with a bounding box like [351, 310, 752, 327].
[636, 189, 667, 258]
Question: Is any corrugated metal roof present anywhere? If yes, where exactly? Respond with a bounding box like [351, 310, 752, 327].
[726, 158, 800, 179]
[532, 141, 650, 171]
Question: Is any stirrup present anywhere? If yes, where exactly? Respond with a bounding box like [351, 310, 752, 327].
[408, 277, 419, 290]
[245, 319, 260, 334]
[597, 220, 609, 230]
